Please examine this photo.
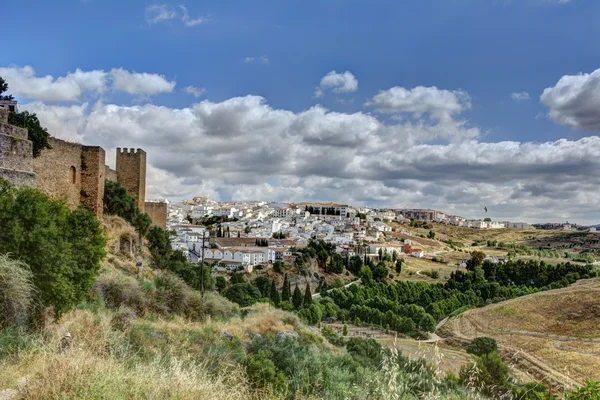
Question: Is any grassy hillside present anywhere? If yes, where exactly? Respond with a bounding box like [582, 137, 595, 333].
[441, 278, 600, 390]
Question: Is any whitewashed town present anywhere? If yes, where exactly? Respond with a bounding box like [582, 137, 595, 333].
[163, 197, 540, 273]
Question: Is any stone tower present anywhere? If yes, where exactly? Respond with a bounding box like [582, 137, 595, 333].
[116, 148, 146, 212]
[0, 108, 36, 186]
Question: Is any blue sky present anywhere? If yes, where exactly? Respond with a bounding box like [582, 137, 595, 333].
[2, 0, 600, 223]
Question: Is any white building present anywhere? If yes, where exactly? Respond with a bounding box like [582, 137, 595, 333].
[368, 243, 403, 256]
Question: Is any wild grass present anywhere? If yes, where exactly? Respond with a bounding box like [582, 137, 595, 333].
[0, 254, 35, 329]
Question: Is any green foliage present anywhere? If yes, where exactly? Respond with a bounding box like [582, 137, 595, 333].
[0, 76, 11, 100]
[466, 250, 486, 271]
[342, 324, 348, 336]
[428, 230, 436, 239]
[460, 351, 511, 397]
[395, 259, 403, 273]
[347, 254, 363, 275]
[0, 327, 36, 360]
[292, 285, 303, 310]
[418, 313, 436, 332]
[8, 110, 51, 157]
[566, 381, 600, 400]
[243, 350, 286, 391]
[0, 180, 106, 317]
[372, 262, 388, 282]
[281, 273, 291, 302]
[222, 283, 261, 307]
[273, 260, 284, 273]
[253, 275, 270, 297]
[272, 232, 286, 239]
[269, 280, 280, 305]
[359, 265, 373, 283]
[303, 282, 312, 306]
[104, 180, 152, 236]
[0, 254, 35, 329]
[467, 337, 498, 357]
[215, 276, 227, 292]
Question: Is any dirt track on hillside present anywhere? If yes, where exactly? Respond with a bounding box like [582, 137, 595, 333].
[439, 279, 600, 391]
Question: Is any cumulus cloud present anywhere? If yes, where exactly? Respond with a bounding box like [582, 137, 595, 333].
[243, 56, 270, 65]
[511, 91, 530, 101]
[541, 68, 600, 132]
[184, 86, 206, 98]
[0, 66, 176, 101]
[0, 66, 107, 102]
[314, 70, 358, 98]
[109, 68, 176, 96]
[13, 65, 600, 223]
[145, 4, 177, 25]
[366, 86, 471, 122]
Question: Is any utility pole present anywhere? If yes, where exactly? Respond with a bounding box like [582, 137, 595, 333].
[201, 229, 207, 302]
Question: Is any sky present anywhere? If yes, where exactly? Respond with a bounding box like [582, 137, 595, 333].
[2, 0, 600, 224]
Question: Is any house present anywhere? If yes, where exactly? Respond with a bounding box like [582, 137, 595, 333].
[411, 248, 424, 258]
[368, 243, 403, 256]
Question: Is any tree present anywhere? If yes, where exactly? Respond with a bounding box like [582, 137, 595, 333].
[146, 226, 173, 269]
[269, 279, 280, 306]
[372, 262, 388, 282]
[428, 230, 435, 239]
[222, 283, 261, 307]
[215, 276, 227, 293]
[104, 180, 152, 237]
[467, 337, 498, 357]
[347, 255, 363, 275]
[273, 261, 284, 273]
[466, 250, 486, 271]
[281, 273, 291, 302]
[292, 285, 303, 310]
[395, 259, 403, 274]
[303, 282, 312, 306]
[0, 76, 12, 100]
[342, 324, 348, 336]
[8, 111, 51, 158]
[0, 180, 106, 317]
[418, 314, 436, 332]
[358, 266, 372, 284]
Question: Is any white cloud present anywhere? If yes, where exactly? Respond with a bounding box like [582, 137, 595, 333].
[541, 68, 600, 132]
[15, 65, 600, 224]
[179, 5, 205, 27]
[0, 66, 107, 102]
[366, 85, 471, 122]
[184, 86, 206, 98]
[314, 70, 358, 98]
[511, 91, 530, 101]
[243, 56, 270, 65]
[110, 68, 176, 96]
[145, 4, 177, 25]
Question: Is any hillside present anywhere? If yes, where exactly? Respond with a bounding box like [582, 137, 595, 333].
[441, 278, 600, 390]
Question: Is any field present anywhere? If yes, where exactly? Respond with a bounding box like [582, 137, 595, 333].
[440, 278, 600, 390]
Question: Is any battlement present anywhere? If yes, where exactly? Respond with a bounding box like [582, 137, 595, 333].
[116, 147, 146, 156]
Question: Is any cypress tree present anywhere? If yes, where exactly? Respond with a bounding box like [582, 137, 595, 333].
[292, 285, 303, 309]
[303, 282, 312, 306]
[269, 279, 280, 306]
[281, 273, 291, 302]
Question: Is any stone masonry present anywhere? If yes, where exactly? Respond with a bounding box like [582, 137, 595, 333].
[116, 148, 146, 212]
[145, 200, 168, 230]
[0, 108, 36, 186]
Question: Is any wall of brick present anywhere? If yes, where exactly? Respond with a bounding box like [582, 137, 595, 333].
[33, 137, 83, 209]
[81, 146, 106, 218]
[145, 201, 168, 230]
[116, 148, 146, 212]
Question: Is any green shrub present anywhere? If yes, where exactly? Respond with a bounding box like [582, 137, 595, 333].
[243, 350, 286, 392]
[0, 180, 106, 317]
[95, 270, 147, 314]
[0, 254, 35, 329]
[154, 271, 192, 315]
[466, 337, 498, 357]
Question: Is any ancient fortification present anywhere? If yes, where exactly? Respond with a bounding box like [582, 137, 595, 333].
[0, 107, 167, 227]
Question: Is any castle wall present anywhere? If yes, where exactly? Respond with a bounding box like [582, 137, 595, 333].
[33, 137, 83, 209]
[145, 201, 168, 230]
[116, 148, 146, 212]
[81, 147, 106, 218]
[105, 165, 117, 182]
[0, 108, 36, 186]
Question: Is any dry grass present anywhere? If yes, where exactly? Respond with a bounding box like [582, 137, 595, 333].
[445, 278, 600, 386]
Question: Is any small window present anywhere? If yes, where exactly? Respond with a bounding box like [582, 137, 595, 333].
[70, 166, 76, 184]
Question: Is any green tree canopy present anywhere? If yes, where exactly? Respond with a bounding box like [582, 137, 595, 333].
[292, 285, 303, 310]
[0, 179, 106, 317]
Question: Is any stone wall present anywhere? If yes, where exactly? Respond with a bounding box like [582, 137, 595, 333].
[0, 108, 36, 186]
[33, 137, 83, 209]
[116, 148, 146, 212]
[105, 165, 117, 182]
[145, 201, 168, 230]
[81, 146, 106, 218]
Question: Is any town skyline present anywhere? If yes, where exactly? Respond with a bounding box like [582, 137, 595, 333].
[3, 0, 600, 224]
